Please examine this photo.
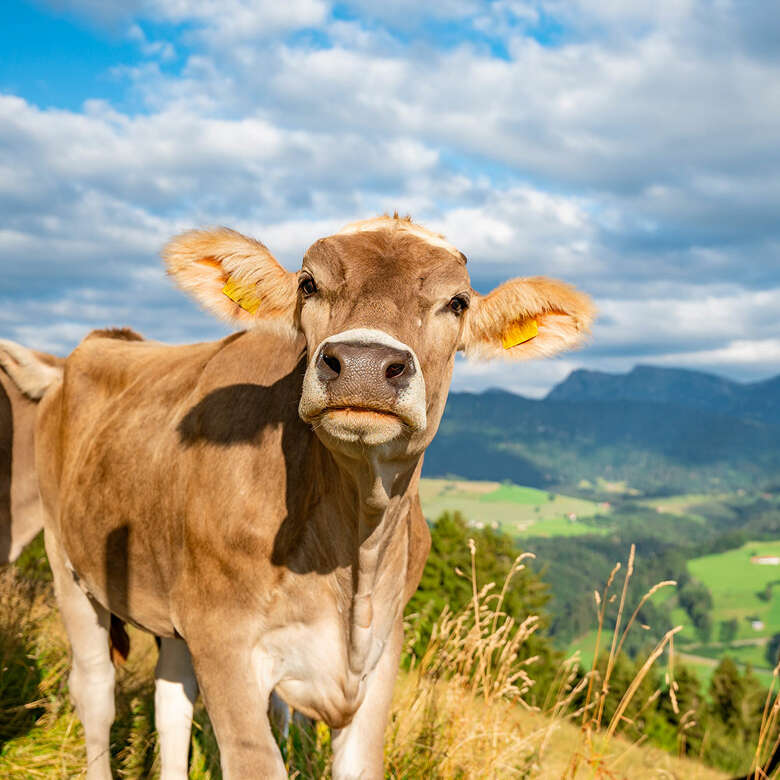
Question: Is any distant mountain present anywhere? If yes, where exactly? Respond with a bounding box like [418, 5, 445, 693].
[547, 365, 780, 424]
[422, 366, 780, 494]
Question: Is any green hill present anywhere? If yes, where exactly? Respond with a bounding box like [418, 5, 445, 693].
[418, 478, 606, 537]
[423, 368, 780, 494]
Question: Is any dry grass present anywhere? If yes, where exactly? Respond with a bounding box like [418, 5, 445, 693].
[0, 543, 742, 779]
[388, 672, 725, 779]
[384, 543, 726, 779]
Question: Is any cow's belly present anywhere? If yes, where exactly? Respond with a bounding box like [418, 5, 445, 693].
[258, 618, 387, 728]
[60, 514, 176, 637]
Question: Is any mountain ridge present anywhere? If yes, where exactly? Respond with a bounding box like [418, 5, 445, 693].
[545, 364, 780, 424]
[422, 364, 780, 494]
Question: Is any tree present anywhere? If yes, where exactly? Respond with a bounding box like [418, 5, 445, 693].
[766, 632, 780, 668]
[719, 618, 738, 644]
[709, 656, 745, 732]
[678, 580, 714, 642]
[702, 657, 767, 774]
[656, 663, 706, 756]
[405, 511, 557, 696]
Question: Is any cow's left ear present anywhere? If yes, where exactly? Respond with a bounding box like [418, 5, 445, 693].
[460, 276, 595, 360]
[163, 227, 298, 329]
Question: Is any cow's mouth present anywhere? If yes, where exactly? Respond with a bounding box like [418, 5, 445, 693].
[314, 404, 410, 444]
[324, 405, 403, 420]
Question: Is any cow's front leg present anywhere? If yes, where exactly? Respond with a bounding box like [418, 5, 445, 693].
[45, 529, 115, 780]
[187, 637, 286, 780]
[331, 620, 402, 780]
[155, 637, 198, 779]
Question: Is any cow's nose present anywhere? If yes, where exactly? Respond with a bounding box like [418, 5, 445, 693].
[316, 341, 415, 396]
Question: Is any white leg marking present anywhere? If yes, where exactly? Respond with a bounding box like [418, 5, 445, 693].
[45, 529, 115, 780]
[155, 637, 199, 780]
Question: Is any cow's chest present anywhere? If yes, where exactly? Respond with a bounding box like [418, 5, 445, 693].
[254, 575, 404, 727]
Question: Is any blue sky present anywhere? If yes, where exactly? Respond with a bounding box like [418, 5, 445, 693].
[2, 0, 779, 396]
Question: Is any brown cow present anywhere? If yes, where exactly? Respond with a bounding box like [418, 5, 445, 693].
[0, 340, 63, 563]
[30, 215, 594, 779]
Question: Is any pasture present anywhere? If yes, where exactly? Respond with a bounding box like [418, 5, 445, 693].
[640, 539, 780, 687]
[418, 478, 606, 538]
[0, 548, 728, 779]
[638, 493, 732, 518]
[687, 540, 780, 645]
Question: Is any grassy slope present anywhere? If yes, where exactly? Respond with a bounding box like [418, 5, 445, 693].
[628, 539, 780, 688]
[666, 541, 780, 686]
[638, 493, 732, 517]
[0, 566, 728, 779]
[419, 478, 606, 538]
[565, 532, 780, 688]
[681, 540, 780, 648]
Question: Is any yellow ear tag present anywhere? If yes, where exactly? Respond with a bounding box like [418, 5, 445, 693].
[222, 278, 261, 314]
[502, 318, 539, 349]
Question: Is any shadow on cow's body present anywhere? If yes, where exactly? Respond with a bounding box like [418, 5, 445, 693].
[176, 363, 382, 575]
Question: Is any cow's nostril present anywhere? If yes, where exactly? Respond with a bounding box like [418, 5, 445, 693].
[386, 363, 405, 380]
[322, 353, 341, 375]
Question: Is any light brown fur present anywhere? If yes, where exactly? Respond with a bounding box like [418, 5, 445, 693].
[0, 342, 63, 563]
[463, 276, 597, 360]
[163, 227, 299, 329]
[30, 215, 594, 779]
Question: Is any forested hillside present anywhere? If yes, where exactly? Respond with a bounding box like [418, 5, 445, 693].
[423, 366, 780, 494]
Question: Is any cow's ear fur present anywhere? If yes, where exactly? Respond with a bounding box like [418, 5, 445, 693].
[163, 227, 298, 330]
[460, 276, 595, 360]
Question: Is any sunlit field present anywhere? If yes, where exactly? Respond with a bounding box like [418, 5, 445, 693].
[419, 479, 606, 539]
[3, 538, 765, 780]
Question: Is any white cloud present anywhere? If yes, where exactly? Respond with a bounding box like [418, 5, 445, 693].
[4, 0, 780, 393]
[452, 354, 578, 398]
[47, 0, 327, 36]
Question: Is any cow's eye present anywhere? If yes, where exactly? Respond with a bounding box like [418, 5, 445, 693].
[299, 276, 317, 297]
[448, 295, 469, 315]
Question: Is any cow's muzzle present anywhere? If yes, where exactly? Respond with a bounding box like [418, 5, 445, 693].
[316, 341, 415, 400]
[299, 328, 427, 443]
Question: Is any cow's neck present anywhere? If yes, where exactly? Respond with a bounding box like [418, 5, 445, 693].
[326, 447, 419, 682]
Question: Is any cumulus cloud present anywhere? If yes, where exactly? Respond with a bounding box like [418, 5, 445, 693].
[46, 0, 327, 36]
[2, 0, 779, 393]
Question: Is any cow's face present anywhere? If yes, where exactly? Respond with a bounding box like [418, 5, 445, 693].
[164, 216, 594, 461]
[295, 224, 472, 457]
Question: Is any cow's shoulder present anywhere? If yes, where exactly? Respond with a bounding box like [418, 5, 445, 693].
[192, 328, 306, 395]
[174, 329, 309, 449]
[61, 327, 308, 438]
[63, 332, 215, 403]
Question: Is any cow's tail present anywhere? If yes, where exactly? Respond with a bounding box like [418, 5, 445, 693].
[109, 615, 131, 666]
[0, 339, 62, 400]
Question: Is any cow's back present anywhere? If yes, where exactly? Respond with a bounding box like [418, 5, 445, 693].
[37, 327, 309, 636]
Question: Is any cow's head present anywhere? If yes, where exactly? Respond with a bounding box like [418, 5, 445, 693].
[164, 216, 595, 461]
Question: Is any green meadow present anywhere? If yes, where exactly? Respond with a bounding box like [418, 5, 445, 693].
[418, 478, 607, 538]
[687, 540, 780, 644]
[630, 539, 780, 687]
[637, 493, 732, 517]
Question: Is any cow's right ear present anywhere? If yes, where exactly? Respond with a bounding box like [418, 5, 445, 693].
[163, 227, 298, 329]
